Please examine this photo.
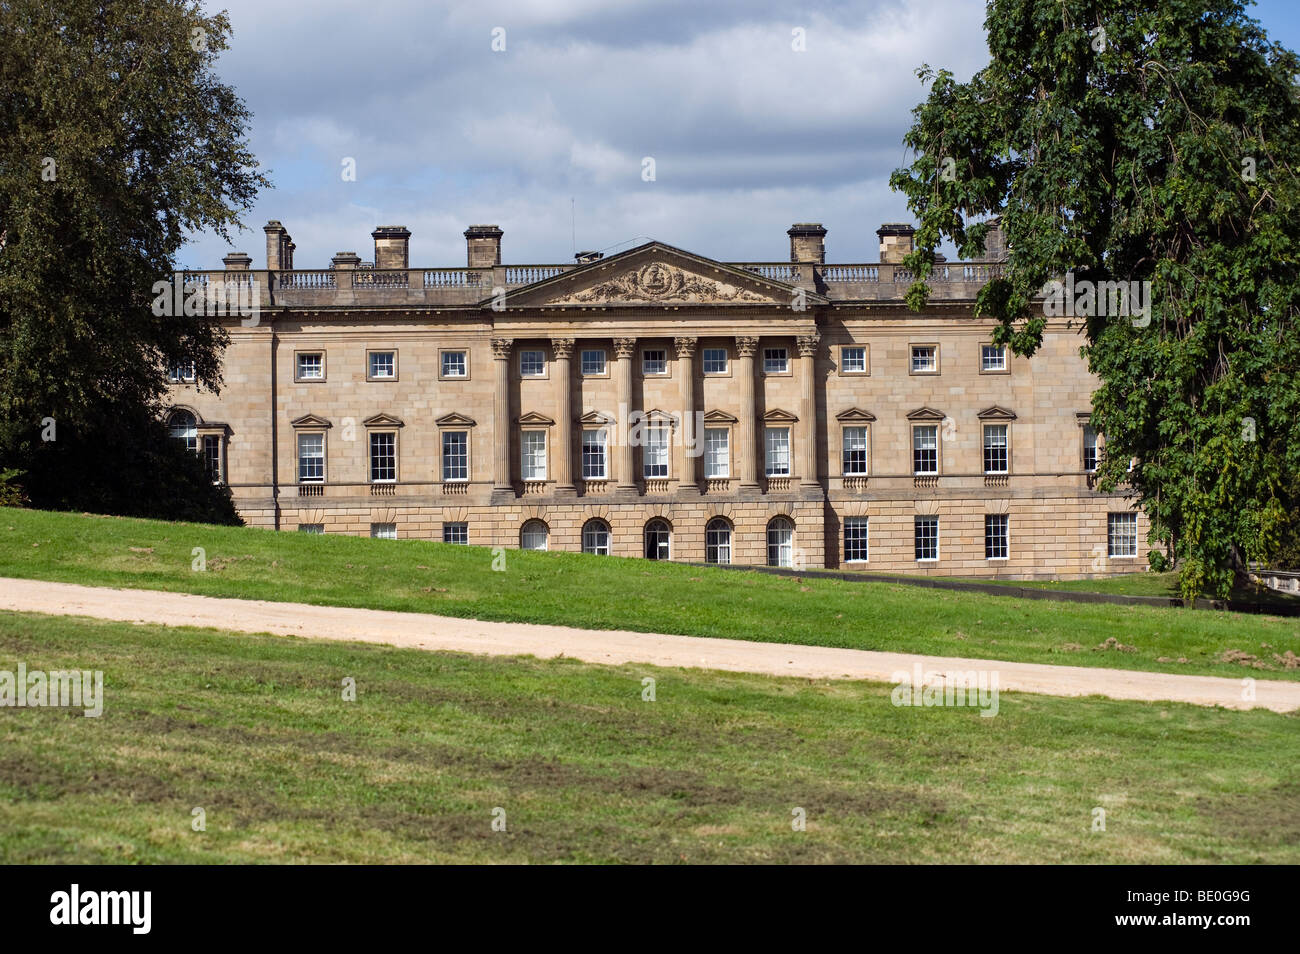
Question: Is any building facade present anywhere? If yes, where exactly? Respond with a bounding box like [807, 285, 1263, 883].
[166, 219, 1149, 578]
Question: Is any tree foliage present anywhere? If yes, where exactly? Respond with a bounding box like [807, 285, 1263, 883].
[0, 0, 267, 521]
[890, 0, 1300, 598]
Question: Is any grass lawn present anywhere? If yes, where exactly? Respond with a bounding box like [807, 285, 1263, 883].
[950, 570, 1300, 607]
[1, 508, 1298, 682]
[1, 609, 1296, 864]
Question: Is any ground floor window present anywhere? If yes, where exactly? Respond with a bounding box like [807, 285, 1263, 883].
[914, 517, 938, 561]
[442, 522, 468, 545]
[582, 518, 611, 555]
[520, 520, 548, 551]
[644, 519, 670, 560]
[767, 517, 794, 567]
[370, 523, 397, 540]
[985, 514, 1009, 560]
[298, 524, 324, 534]
[706, 518, 732, 564]
[1108, 512, 1137, 557]
[202, 434, 223, 483]
[844, 517, 868, 562]
[168, 409, 197, 454]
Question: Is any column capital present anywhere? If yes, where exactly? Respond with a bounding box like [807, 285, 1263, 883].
[551, 337, 575, 359]
[613, 337, 637, 359]
[796, 331, 821, 357]
[735, 335, 760, 357]
[674, 336, 698, 358]
[491, 337, 513, 360]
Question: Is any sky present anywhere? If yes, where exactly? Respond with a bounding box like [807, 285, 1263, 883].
[180, 0, 1300, 270]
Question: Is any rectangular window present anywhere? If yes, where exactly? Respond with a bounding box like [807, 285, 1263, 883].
[914, 516, 939, 561]
[440, 350, 467, 378]
[910, 345, 937, 373]
[581, 349, 606, 376]
[519, 349, 545, 377]
[983, 424, 1009, 474]
[1083, 425, 1099, 472]
[370, 523, 397, 540]
[763, 347, 789, 374]
[765, 427, 790, 476]
[643, 425, 669, 478]
[844, 517, 869, 562]
[985, 514, 1009, 559]
[642, 349, 667, 375]
[442, 431, 468, 481]
[704, 428, 730, 478]
[702, 347, 728, 374]
[522, 431, 547, 480]
[368, 351, 396, 379]
[168, 361, 196, 383]
[981, 344, 1007, 372]
[912, 425, 938, 475]
[581, 428, 607, 479]
[297, 433, 325, 483]
[369, 432, 396, 482]
[296, 352, 324, 380]
[442, 522, 468, 545]
[842, 426, 869, 475]
[841, 346, 866, 374]
[1108, 513, 1138, 557]
[202, 435, 222, 483]
[298, 524, 324, 534]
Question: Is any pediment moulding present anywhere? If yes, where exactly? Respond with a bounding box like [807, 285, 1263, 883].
[362, 413, 405, 427]
[548, 260, 778, 306]
[762, 408, 799, 423]
[516, 411, 555, 426]
[702, 409, 738, 424]
[905, 407, 945, 422]
[835, 407, 877, 422]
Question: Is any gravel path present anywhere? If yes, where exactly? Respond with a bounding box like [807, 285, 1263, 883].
[2, 576, 1296, 713]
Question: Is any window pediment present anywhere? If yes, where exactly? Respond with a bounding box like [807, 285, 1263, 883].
[362, 413, 404, 428]
[762, 408, 798, 423]
[977, 405, 1017, 421]
[517, 411, 555, 426]
[906, 407, 945, 422]
[703, 409, 738, 424]
[435, 412, 477, 427]
[578, 410, 615, 425]
[835, 407, 876, 423]
[290, 413, 332, 428]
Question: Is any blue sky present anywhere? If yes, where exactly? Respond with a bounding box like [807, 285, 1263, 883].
[181, 0, 1300, 270]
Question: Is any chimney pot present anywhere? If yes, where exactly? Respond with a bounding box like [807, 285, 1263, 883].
[222, 252, 252, 271]
[263, 220, 287, 270]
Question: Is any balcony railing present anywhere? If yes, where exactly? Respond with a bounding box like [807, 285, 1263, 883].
[643, 478, 672, 495]
[352, 269, 409, 289]
[298, 482, 324, 496]
[370, 482, 396, 496]
[706, 477, 731, 493]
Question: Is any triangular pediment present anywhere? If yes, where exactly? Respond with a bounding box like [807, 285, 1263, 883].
[517, 411, 555, 426]
[362, 413, 404, 427]
[486, 242, 829, 309]
[835, 407, 877, 422]
[642, 408, 679, 424]
[578, 410, 616, 425]
[763, 408, 799, 423]
[290, 413, 332, 428]
[703, 409, 738, 424]
[977, 405, 1017, 421]
[906, 407, 945, 421]
[435, 412, 477, 427]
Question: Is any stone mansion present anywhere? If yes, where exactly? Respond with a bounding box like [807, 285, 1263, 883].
[165, 219, 1149, 577]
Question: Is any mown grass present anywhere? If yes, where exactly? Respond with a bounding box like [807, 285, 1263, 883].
[1, 508, 1298, 681]
[953, 569, 1300, 607]
[1, 610, 1296, 864]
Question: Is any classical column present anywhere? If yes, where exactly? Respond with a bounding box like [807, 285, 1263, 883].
[797, 331, 821, 489]
[491, 337, 513, 501]
[674, 336, 699, 495]
[552, 337, 576, 497]
[613, 336, 638, 496]
[735, 335, 760, 491]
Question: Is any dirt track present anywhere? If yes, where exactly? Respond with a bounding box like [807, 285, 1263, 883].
[1, 576, 1296, 713]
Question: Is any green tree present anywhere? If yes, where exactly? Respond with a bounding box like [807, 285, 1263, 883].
[890, 0, 1300, 599]
[0, 0, 267, 521]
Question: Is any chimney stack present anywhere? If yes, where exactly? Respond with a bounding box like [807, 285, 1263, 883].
[372, 226, 411, 270]
[263, 220, 292, 270]
[877, 223, 915, 264]
[464, 225, 503, 268]
[222, 252, 252, 271]
[787, 223, 827, 264]
[977, 217, 1008, 261]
